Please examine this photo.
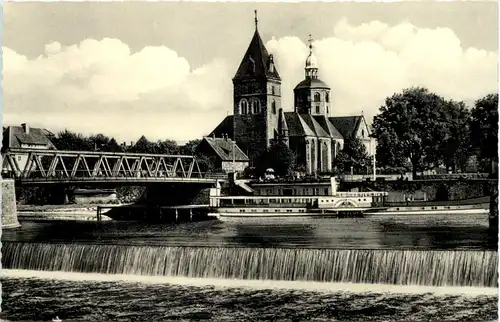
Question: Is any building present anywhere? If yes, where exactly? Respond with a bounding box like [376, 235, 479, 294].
[195, 135, 250, 173]
[208, 13, 376, 174]
[2, 123, 56, 172]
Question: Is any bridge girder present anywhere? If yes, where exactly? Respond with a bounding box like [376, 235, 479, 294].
[2, 149, 205, 183]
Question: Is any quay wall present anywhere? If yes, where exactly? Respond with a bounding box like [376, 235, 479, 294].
[344, 180, 491, 202]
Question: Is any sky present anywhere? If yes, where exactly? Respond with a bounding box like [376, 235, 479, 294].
[2, 1, 498, 144]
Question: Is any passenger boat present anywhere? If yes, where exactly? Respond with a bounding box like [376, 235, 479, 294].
[210, 177, 490, 221]
[211, 177, 388, 220]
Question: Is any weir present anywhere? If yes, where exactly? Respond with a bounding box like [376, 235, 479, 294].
[2, 242, 498, 288]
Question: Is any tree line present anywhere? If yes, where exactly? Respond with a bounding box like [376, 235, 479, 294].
[372, 88, 498, 177]
[48, 132, 201, 155]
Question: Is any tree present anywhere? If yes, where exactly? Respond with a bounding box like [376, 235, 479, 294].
[439, 100, 471, 172]
[130, 136, 155, 153]
[256, 142, 296, 177]
[333, 138, 370, 174]
[469, 93, 498, 173]
[155, 139, 179, 155]
[51, 130, 93, 151]
[180, 139, 201, 155]
[372, 87, 450, 178]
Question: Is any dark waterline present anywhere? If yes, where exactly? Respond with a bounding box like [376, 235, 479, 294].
[2, 213, 495, 250]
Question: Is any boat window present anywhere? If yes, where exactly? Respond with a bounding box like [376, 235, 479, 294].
[263, 209, 269, 212]
[275, 209, 280, 212]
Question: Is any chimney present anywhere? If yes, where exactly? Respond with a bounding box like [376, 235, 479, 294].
[212, 133, 216, 139]
[130, 141, 135, 146]
[224, 134, 228, 141]
[21, 123, 29, 134]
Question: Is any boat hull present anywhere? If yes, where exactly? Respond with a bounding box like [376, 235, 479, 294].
[366, 208, 489, 216]
[213, 205, 489, 221]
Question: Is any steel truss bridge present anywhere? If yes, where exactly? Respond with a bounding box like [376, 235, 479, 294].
[2, 149, 221, 185]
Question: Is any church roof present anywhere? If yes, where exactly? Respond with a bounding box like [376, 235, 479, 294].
[233, 30, 281, 81]
[300, 114, 330, 138]
[329, 116, 363, 139]
[294, 78, 329, 90]
[208, 115, 234, 139]
[284, 112, 315, 137]
[313, 116, 343, 139]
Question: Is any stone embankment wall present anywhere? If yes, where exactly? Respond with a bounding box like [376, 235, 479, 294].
[2, 180, 21, 229]
[370, 181, 489, 201]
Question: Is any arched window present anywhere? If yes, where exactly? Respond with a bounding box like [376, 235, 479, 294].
[314, 93, 321, 102]
[240, 99, 249, 114]
[252, 99, 261, 114]
[272, 100, 276, 114]
[326, 93, 329, 103]
[271, 86, 275, 95]
[361, 129, 365, 138]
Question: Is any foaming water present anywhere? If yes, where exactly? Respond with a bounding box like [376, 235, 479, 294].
[3, 242, 498, 287]
[3, 269, 497, 296]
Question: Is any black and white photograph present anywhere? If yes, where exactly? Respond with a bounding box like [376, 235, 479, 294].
[0, 1, 498, 321]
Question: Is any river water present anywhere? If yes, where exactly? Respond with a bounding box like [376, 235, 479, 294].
[1, 213, 498, 321]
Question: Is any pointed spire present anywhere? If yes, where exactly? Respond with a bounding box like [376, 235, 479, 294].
[233, 11, 281, 81]
[308, 34, 313, 53]
[254, 10, 258, 30]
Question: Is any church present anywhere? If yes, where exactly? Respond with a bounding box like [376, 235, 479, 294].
[208, 13, 376, 174]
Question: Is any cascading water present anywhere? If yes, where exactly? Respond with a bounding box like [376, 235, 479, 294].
[2, 242, 497, 288]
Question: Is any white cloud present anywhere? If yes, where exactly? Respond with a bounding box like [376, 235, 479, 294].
[3, 19, 497, 143]
[267, 18, 497, 122]
[3, 38, 232, 142]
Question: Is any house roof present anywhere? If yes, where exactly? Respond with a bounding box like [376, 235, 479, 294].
[200, 137, 249, 162]
[329, 116, 363, 139]
[233, 29, 281, 81]
[3, 125, 55, 149]
[208, 115, 234, 139]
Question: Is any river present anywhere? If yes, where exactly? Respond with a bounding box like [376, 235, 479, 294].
[1, 213, 498, 321]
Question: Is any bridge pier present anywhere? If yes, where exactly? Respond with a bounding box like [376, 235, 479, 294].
[2, 179, 21, 229]
[489, 183, 498, 242]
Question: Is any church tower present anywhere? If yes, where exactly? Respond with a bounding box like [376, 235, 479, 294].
[294, 35, 331, 116]
[232, 11, 282, 163]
